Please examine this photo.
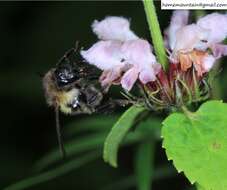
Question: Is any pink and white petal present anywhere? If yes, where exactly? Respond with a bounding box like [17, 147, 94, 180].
[210, 44, 227, 58]
[197, 13, 227, 44]
[152, 63, 162, 75]
[202, 55, 216, 72]
[121, 39, 160, 83]
[121, 39, 157, 66]
[80, 40, 124, 70]
[121, 68, 139, 91]
[92, 16, 138, 41]
[99, 70, 109, 82]
[167, 10, 189, 50]
[139, 68, 156, 84]
[174, 24, 209, 53]
[99, 68, 121, 88]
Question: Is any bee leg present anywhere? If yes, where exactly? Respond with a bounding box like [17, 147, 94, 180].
[74, 41, 79, 52]
[95, 102, 117, 114]
[56, 48, 74, 66]
[70, 109, 93, 116]
[96, 99, 132, 114]
[110, 99, 133, 107]
[55, 106, 66, 159]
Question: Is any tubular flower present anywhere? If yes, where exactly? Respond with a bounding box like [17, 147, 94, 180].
[197, 13, 227, 58]
[81, 16, 161, 91]
[80, 12, 227, 111]
[143, 11, 227, 110]
[80, 40, 126, 89]
[167, 11, 227, 76]
[165, 10, 189, 50]
[121, 39, 161, 91]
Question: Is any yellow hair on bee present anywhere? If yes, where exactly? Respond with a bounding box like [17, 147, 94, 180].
[58, 89, 79, 114]
[43, 69, 80, 114]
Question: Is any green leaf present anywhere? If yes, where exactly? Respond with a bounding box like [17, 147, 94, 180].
[196, 184, 206, 190]
[162, 100, 227, 190]
[103, 105, 146, 167]
[4, 151, 99, 190]
[135, 141, 154, 190]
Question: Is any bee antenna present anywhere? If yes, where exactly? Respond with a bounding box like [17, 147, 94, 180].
[74, 41, 79, 52]
[55, 106, 66, 159]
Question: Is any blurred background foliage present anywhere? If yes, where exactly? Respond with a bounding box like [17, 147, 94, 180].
[0, 1, 226, 190]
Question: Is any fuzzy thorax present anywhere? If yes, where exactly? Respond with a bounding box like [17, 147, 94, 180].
[43, 70, 80, 114]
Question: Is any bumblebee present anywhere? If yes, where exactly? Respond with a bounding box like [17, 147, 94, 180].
[43, 44, 130, 157]
[43, 45, 104, 114]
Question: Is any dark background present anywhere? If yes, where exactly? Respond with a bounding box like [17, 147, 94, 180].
[0, 2, 226, 190]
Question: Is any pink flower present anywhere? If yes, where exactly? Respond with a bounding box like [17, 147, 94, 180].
[202, 55, 216, 72]
[173, 24, 209, 54]
[210, 44, 227, 58]
[197, 13, 227, 58]
[172, 23, 211, 75]
[166, 10, 189, 50]
[197, 13, 227, 44]
[166, 11, 227, 75]
[81, 41, 125, 71]
[81, 17, 161, 91]
[80, 41, 127, 89]
[121, 39, 161, 91]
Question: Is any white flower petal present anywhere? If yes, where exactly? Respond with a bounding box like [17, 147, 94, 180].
[121, 39, 161, 87]
[203, 55, 216, 72]
[92, 16, 138, 41]
[121, 39, 157, 66]
[121, 67, 139, 91]
[211, 44, 227, 58]
[99, 69, 121, 88]
[83, 20, 161, 91]
[139, 69, 156, 84]
[174, 24, 209, 53]
[197, 13, 227, 44]
[167, 10, 189, 50]
[80, 40, 125, 71]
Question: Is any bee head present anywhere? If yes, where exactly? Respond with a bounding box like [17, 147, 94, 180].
[54, 64, 80, 86]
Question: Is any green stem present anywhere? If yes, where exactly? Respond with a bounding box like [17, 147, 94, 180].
[209, 62, 222, 99]
[194, 10, 206, 19]
[143, 0, 168, 71]
[135, 141, 155, 190]
[192, 67, 200, 101]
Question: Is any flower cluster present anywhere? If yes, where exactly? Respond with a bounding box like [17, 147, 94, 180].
[81, 16, 161, 92]
[166, 11, 227, 76]
[81, 12, 227, 110]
